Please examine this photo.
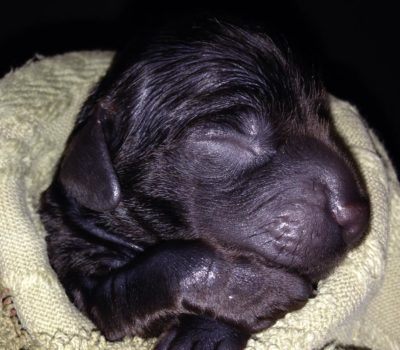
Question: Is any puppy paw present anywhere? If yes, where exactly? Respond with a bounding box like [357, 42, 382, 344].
[180, 258, 315, 334]
[155, 315, 249, 350]
[246, 270, 315, 331]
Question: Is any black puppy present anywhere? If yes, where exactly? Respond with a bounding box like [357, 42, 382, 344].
[40, 21, 370, 350]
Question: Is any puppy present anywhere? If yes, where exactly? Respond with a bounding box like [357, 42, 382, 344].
[39, 21, 370, 350]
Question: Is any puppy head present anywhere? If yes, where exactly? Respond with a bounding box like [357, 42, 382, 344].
[59, 23, 369, 280]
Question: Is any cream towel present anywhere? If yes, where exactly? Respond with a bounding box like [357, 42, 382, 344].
[0, 52, 399, 350]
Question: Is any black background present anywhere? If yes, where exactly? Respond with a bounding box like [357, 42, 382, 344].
[1, 1, 398, 173]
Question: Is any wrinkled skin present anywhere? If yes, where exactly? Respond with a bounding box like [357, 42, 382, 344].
[39, 21, 369, 350]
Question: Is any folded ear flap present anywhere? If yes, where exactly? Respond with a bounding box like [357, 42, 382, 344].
[59, 107, 121, 211]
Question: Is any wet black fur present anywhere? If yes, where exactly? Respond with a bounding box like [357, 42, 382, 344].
[40, 21, 369, 350]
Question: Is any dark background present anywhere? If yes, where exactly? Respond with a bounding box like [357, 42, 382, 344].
[1, 1, 398, 173]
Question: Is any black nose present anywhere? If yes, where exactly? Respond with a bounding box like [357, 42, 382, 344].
[332, 200, 370, 247]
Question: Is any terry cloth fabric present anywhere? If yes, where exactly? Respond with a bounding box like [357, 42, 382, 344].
[0, 52, 399, 350]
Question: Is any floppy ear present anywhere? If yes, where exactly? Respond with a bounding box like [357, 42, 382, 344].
[59, 107, 121, 211]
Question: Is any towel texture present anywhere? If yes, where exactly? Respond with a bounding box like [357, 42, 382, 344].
[0, 52, 399, 350]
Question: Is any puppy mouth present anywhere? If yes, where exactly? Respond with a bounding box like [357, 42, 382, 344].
[242, 206, 349, 278]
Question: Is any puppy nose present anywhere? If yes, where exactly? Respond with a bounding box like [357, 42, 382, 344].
[332, 200, 370, 247]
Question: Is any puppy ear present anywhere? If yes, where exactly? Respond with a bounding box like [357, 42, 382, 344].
[59, 107, 121, 211]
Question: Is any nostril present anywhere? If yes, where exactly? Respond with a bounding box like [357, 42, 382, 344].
[332, 200, 370, 247]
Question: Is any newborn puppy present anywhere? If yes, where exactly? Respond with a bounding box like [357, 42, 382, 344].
[39, 21, 370, 350]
